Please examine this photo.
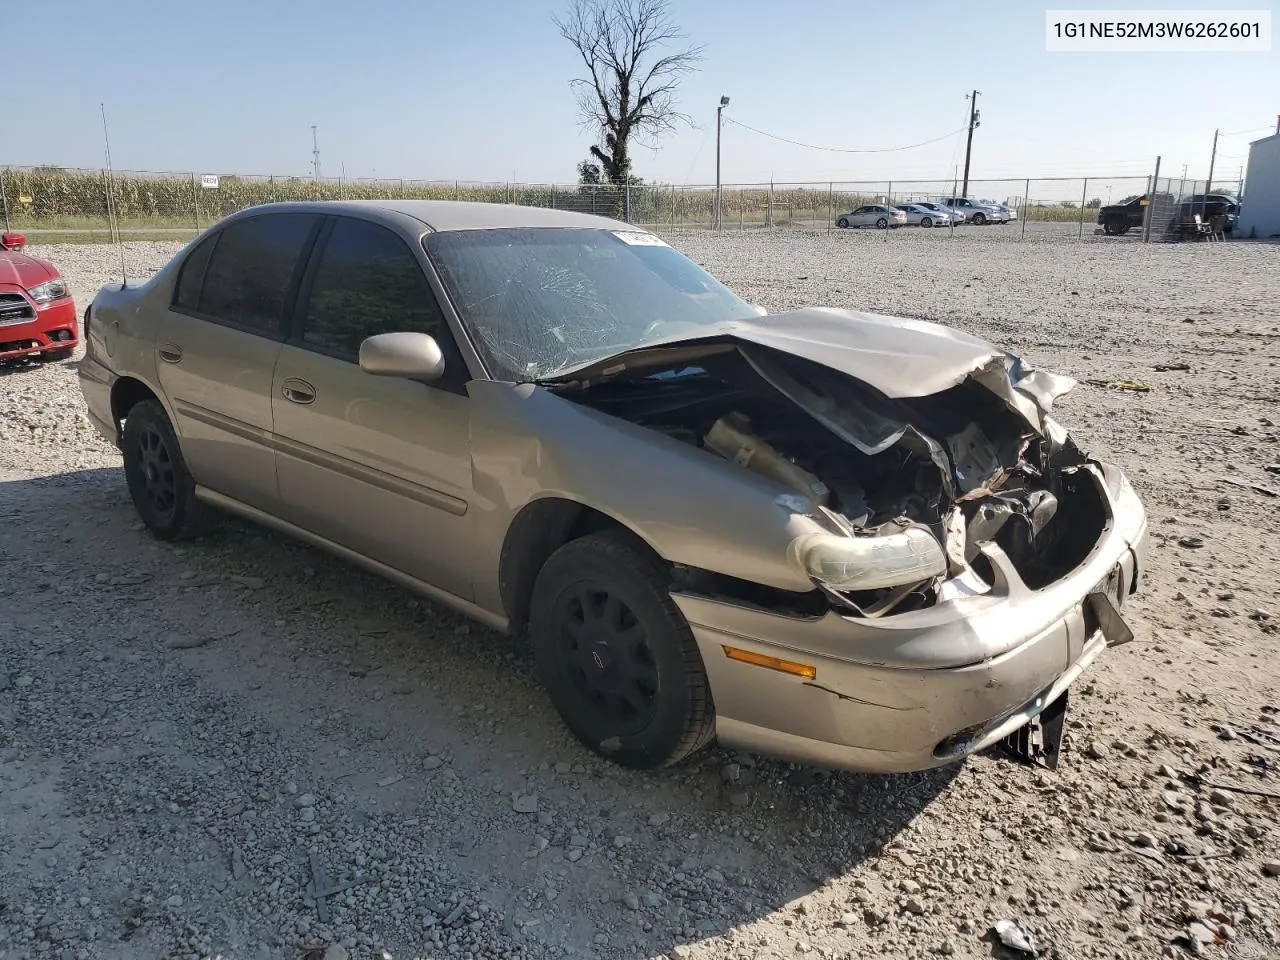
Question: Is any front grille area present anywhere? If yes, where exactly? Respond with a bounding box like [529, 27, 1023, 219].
[0, 292, 35, 325]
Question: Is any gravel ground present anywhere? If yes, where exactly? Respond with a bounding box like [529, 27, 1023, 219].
[2, 231, 1279, 960]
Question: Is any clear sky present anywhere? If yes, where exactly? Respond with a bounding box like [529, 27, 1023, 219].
[19, 0, 1278, 189]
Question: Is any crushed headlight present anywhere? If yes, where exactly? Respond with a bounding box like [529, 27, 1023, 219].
[28, 278, 71, 304]
[789, 525, 947, 592]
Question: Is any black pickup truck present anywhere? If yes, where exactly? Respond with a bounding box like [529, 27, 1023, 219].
[1096, 195, 1153, 235]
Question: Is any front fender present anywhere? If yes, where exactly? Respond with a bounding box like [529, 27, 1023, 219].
[466, 380, 828, 613]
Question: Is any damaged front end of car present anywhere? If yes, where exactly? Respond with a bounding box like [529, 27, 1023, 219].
[544, 318, 1109, 622]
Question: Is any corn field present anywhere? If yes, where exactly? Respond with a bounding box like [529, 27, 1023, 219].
[1, 165, 1213, 240]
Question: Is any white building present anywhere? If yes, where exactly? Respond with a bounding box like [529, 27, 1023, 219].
[1240, 132, 1280, 239]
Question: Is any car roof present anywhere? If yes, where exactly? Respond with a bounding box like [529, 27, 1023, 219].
[215, 199, 635, 234]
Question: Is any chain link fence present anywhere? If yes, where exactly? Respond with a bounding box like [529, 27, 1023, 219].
[0, 165, 1245, 243]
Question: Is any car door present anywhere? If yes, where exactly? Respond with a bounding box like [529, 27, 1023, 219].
[269, 215, 475, 600]
[157, 212, 321, 512]
[851, 206, 874, 226]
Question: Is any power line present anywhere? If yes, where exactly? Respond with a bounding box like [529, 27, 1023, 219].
[722, 116, 966, 154]
[1218, 124, 1273, 137]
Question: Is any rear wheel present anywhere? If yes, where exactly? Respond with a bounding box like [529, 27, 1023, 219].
[876, 217, 888, 229]
[529, 531, 716, 769]
[121, 399, 209, 540]
[40, 346, 74, 362]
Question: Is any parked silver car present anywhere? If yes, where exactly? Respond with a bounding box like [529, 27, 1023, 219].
[994, 202, 1019, 222]
[78, 200, 1148, 774]
[894, 203, 954, 228]
[939, 197, 1005, 225]
[835, 205, 907, 229]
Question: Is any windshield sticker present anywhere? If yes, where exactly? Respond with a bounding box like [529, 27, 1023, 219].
[612, 231, 669, 247]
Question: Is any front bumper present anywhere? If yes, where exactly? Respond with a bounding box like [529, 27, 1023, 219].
[673, 462, 1149, 773]
[0, 296, 79, 360]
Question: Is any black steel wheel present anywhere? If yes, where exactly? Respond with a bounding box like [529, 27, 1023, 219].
[529, 531, 715, 769]
[121, 399, 208, 540]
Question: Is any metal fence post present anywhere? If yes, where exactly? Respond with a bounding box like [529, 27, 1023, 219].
[827, 182, 833, 236]
[767, 181, 774, 228]
[738, 188, 743, 230]
[1021, 179, 1029, 239]
[270, 174, 277, 204]
[1141, 157, 1160, 242]
[1078, 178, 1088, 238]
[2, 168, 13, 232]
[551, 184, 556, 209]
[189, 172, 202, 231]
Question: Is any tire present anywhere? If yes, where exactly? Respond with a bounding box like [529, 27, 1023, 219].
[836, 217, 849, 228]
[971, 212, 987, 225]
[1105, 217, 1130, 236]
[920, 217, 932, 228]
[876, 217, 888, 229]
[529, 531, 716, 770]
[120, 398, 209, 541]
[40, 346, 74, 362]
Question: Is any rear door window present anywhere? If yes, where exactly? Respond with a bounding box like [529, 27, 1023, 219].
[195, 214, 319, 335]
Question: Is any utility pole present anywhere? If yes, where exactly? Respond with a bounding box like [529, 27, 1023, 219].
[961, 90, 980, 197]
[311, 125, 321, 181]
[715, 95, 730, 230]
[1202, 128, 1219, 219]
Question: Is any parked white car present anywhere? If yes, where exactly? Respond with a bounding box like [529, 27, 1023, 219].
[915, 201, 964, 224]
[894, 204, 954, 228]
[835, 205, 907, 229]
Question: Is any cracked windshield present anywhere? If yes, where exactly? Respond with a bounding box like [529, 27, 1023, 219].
[425, 227, 754, 380]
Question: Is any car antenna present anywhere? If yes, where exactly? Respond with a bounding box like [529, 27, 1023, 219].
[100, 103, 127, 288]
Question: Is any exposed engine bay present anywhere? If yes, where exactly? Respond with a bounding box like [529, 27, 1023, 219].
[551, 344, 1109, 617]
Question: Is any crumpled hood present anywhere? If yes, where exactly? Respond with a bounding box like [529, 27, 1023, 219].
[0, 249, 58, 290]
[548, 306, 1075, 433]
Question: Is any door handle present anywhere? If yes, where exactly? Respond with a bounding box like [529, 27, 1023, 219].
[281, 378, 316, 404]
[158, 343, 183, 364]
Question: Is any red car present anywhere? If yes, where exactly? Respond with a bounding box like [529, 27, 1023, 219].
[0, 231, 78, 364]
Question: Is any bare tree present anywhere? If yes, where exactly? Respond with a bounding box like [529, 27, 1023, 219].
[555, 0, 703, 189]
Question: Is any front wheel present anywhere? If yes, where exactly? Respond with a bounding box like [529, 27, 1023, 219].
[920, 217, 932, 228]
[529, 531, 716, 770]
[836, 217, 849, 228]
[121, 399, 210, 540]
[876, 217, 888, 229]
[971, 212, 987, 225]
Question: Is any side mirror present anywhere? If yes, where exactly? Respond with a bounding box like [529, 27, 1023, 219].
[358, 331, 445, 382]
